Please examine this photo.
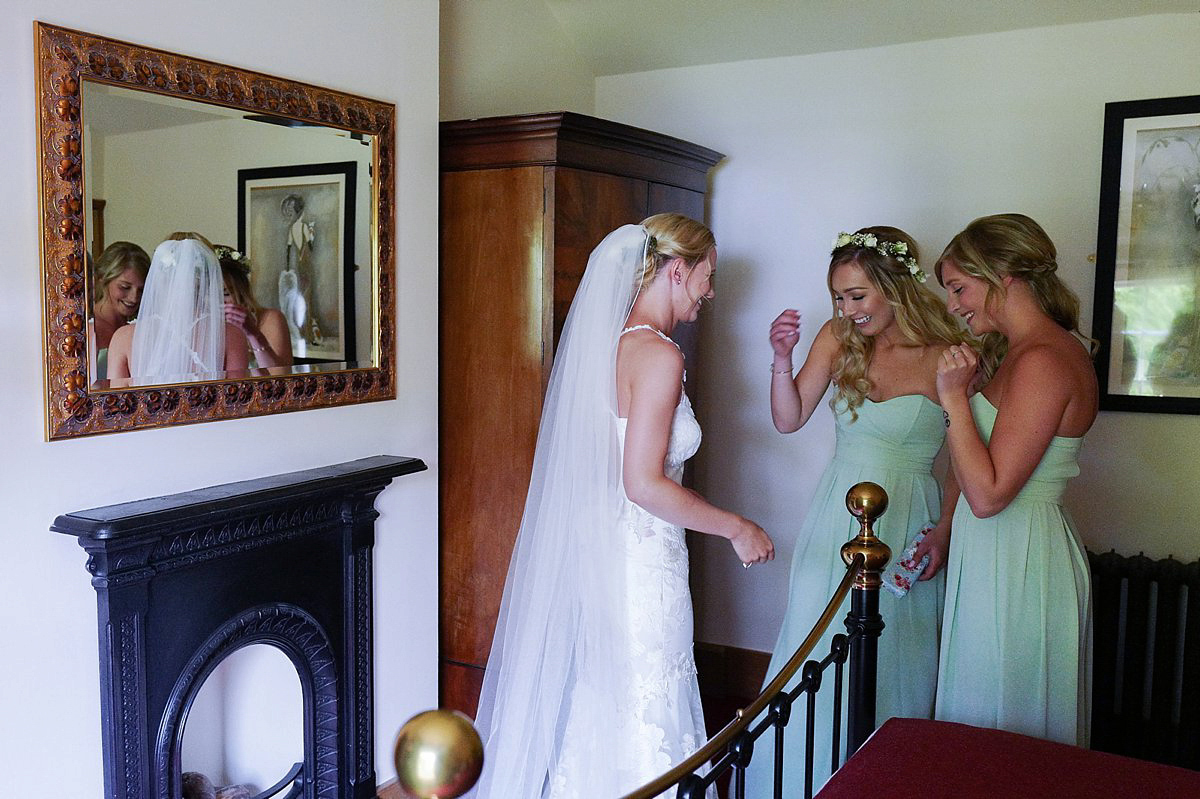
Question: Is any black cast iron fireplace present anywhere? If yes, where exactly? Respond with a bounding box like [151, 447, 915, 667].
[53, 456, 427, 799]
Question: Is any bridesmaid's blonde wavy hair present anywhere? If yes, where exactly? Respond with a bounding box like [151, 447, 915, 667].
[829, 226, 967, 418]
[936, 214, 1095, 378]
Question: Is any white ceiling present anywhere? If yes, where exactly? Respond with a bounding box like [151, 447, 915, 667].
[84, 82, 233, 137]
[543, 0, 1198, 76]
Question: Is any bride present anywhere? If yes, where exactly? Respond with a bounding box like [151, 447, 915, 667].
[471, 214, 774, 799]
[107, 237, 248, 383]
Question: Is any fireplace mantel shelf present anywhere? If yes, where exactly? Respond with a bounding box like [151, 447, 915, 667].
[53, 455, 425, 540]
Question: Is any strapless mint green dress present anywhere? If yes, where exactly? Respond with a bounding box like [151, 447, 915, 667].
[935, 393, 1091, 746]
[747, 395, 946, 797]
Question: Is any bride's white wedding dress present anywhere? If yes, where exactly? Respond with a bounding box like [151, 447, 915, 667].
[472, 227, 719, 799]
[546, 326, 713, 798]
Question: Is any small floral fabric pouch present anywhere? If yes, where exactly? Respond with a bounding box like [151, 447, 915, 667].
[882, 525, 932, 598]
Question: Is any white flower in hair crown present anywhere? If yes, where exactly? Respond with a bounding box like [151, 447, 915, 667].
[833, 231, 927, 283]
[214, 245, 251, 272]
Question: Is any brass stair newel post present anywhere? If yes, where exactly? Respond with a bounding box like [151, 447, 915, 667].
[839, 482, 891, 758]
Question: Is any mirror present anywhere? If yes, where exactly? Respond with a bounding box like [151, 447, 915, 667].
[36, 22, 396, 439]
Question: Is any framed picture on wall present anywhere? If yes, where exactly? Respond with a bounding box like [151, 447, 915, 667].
[1093, 94, 1200, 414]
[237, 161, 357, 364]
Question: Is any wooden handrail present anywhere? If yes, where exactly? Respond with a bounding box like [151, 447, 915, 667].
[618, 554, 865, 799]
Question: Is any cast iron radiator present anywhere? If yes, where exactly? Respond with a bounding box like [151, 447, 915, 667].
[1088, 549, 1200, 769]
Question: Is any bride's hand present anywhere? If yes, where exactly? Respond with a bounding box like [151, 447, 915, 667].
[731, 520, 774, 565]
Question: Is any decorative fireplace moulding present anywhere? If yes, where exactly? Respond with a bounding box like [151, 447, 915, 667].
[52, 455, 426, 799]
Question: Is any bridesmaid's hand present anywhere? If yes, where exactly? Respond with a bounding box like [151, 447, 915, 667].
[224, 302, 261, 338]
[913, 523, 950, 580]
[769, 309, 802, 362]
[731, 519, 775, 566]
[224, 302, 272, 356]
[936, 344, 979, 399]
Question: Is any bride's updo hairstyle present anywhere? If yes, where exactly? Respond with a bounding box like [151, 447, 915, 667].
[828, 226, 965, 417]
[165, 230, 216, 250]
[634, 212, 716, 290]
[936, 213, 1090, 372]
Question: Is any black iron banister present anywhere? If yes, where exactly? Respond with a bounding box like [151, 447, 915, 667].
[838, 481, 891, 758]
[845, 583, 884, 757]
[618, 555, 864, 799]
[620, 481, 891, 799]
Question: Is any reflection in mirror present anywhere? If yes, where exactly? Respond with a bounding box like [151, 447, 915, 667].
[36, 22, 396, 438]
[87, 240, 149, 383]
[182, 644, 302, 798]
[81, 81, 377, 389]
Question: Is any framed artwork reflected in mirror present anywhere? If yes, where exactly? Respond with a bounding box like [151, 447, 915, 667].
[237, 161, 358, 365]
[35, 21, 396, 439]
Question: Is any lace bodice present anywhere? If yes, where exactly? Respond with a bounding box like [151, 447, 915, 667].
[617, 325, 701, 473]
[615, 392, 701, 476]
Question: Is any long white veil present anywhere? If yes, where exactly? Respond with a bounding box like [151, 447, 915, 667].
[131, 239, 225, 382]
[471, 224, 652, 798]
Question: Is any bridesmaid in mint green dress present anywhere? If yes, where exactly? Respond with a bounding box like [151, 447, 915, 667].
[748, 227, 968, 796]
[926, 214, 1097, 746]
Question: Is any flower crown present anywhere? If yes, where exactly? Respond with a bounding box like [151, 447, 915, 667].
[833, 231, 927, 283]
[213, 245, 251, 273]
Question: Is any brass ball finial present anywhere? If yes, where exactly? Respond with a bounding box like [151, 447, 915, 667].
[845, 481, 888, 525]
[840, 482, 891, 588]
[394, 709, 484, 799]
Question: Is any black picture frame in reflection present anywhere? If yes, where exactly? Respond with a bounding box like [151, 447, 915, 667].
[238, 160, 357, 365]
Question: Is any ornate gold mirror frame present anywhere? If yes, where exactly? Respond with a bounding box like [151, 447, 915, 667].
[35, 22, 395, 439]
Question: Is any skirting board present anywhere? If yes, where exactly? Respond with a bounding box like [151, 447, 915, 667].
[695, 642, 772, 701]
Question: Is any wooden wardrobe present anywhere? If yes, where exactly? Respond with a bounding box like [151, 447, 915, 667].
[439, 111, 723, 716]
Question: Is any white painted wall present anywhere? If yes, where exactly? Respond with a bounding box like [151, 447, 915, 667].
[0, 2, 438, 796]
[596, 14, 1200, 652]
[440, 0, 595, 120]
[182, 644, 303, 788]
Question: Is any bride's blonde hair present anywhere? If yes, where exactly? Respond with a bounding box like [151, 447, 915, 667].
[829, 226, 967, 418]
[635, 212, 716, 289]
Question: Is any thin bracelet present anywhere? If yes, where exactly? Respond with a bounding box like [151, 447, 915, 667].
[771, 364, 793, 375]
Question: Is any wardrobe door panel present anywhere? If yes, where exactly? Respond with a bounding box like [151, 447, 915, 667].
[440, 661, 485, 720]
[440, 167, 547, 672]
[649, 182, 705, 220]
[550, 168, 648, 349]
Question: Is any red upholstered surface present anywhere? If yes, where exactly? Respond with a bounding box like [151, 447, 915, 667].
[816, 717, 1200, 798]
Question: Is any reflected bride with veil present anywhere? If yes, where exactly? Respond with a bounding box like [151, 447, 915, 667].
[106, 237, 248, 384]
